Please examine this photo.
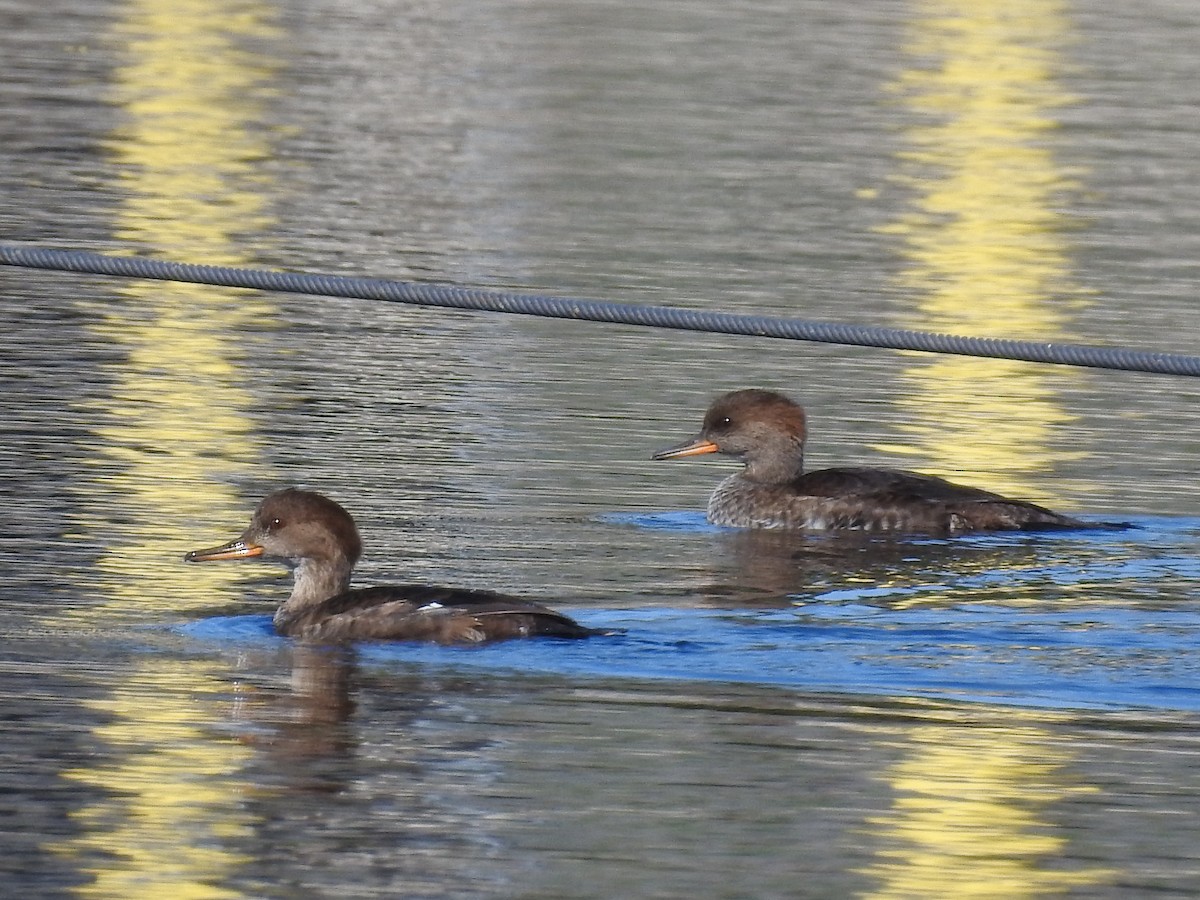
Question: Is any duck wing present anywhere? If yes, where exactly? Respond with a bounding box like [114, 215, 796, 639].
[794, 467, 1008, 502]
[792, 467, 1083, 531]
[283, 584, 599, 643]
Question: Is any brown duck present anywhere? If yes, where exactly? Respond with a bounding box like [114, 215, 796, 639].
[652, 388, 1090, 534]
[185, 488, 600, 644]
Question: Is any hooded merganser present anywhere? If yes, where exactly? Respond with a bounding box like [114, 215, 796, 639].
[185, 488, 600, 643]
[652, 389, 1088, 534]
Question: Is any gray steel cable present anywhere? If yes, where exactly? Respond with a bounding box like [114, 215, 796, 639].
[3, 242, 1198, 376]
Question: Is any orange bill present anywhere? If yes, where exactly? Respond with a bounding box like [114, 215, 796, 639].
[184, 539, 264, 563]
[651, 437, 721, 460]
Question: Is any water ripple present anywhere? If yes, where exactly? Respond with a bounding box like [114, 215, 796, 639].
[177, 596, 1200, 713]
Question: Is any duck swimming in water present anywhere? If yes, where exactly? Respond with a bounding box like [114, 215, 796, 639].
[185, 488, 600, 644]
[652, 389, 1089, 534]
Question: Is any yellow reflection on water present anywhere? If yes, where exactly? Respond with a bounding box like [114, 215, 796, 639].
[875, 0, 1090, 503]
[60, 667, 253, 900]
[861, 3, 1114, 894]
[861, 721, 1114, 897]
[56, 0, 281, 895]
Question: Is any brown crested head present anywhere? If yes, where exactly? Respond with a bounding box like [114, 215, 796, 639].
[698, 389, 807, 454]
[652, 388, 808, 482]
[243, 488, 363, 566]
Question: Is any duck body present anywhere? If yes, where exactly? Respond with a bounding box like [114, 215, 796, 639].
[277, 584, 599, 644]
[705, 466, 1082, 532]
[186, 488, 600, 644]
[654, 389, 1089, 535]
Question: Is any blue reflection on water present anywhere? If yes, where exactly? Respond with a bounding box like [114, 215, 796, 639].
[599, 511, 726, 532]
[178, 514, 1200, 713]
[179, 601, 1200, 713]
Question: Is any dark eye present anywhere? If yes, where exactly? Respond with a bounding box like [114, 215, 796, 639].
[266, 517, 283, 532]
[718, 416, 732, 428]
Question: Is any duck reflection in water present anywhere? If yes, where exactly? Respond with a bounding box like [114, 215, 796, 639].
[688, 526, 1081, 608]
[228, 643, 486, 796]
[220, 641, 513, 900]
[247, 642, 359, 789]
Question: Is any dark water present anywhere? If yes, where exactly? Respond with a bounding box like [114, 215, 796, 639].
[4, 0, 1200, 896]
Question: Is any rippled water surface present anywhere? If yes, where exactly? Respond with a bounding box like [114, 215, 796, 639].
[4, 0, 1200, 896]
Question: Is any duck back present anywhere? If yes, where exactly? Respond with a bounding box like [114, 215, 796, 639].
[709, 467, 1086, 533]
[277, 584, 600, 644]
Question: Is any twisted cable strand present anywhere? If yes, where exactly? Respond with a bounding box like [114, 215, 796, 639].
[3, 242, 1196, 376]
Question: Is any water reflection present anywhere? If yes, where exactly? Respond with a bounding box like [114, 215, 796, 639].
[877, 0, 1089, 503]
[53, 662, 255, 898]
[860, 3, 1111, 893]
[861, 719, 1113, 896]
[220, 644, 512, 897]
[246, 644, 359, 789]
[677, 524, 1143, 611]
[54, 0, 281, 893]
